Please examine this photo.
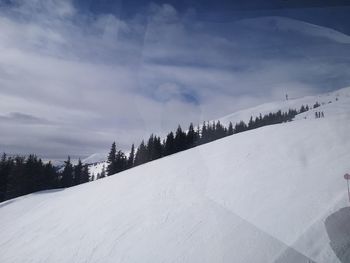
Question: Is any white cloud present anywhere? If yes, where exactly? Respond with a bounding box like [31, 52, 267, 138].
[0, 1, 349, 159]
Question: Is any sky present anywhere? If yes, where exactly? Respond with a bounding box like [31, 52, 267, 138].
[0, 0, 350, 160]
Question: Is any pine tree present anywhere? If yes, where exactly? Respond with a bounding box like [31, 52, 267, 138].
[147, 134, 155, 161]
[107, 142, 117, 176]
[43, 161, 58, 189]
[61, 156, 74, 188]
[207, 121, 215, 142]
[186, 123, 197, 148]
[73, 159, 83, 186]
[0, 153, 9, 201]
[164, 132, 175, 156]
[80, 165, 90, 183]
[115, 150, 127, 173]
[200, 122, 208, 144]
[153, 136, 163, 160]
[127, 144, 135, 168]
[234, 121, 248, 133]
[248, 116, 254, 130]
[215, 121, 226, 139]
[6, 156, 25, 199]
[24, 154, 43, 194]
[134, 141, 148, 166]
[227, 122, 234, 136]
[174, 125, 186, 152]
[196, 125, 201, 143]
[259, 113, 263, 126]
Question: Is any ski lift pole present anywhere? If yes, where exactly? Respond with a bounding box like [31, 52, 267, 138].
[344, 173, 350, 203]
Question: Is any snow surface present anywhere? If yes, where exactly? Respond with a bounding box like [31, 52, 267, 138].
[1, 87, 350, 262]
[88, 161, 107, 180]
[219, 87, 347, 126]
[82, 153, 108, 180]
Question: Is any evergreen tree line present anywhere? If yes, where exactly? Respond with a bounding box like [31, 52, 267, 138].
[0, 154, 90, 202]
[105, 105, 309, 176]
[0, 104, 311, 201]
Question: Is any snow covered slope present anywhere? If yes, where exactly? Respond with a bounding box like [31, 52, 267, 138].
[82, 153, 108, 180]
[1, 87, 350, 263]
[88, 87, 346, 178]
[219, 86, 347, 126]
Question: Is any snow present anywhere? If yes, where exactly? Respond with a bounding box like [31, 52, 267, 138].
[1, 87, 350, 262]
[82, 153, 108, 180]
[219, 87, 347, 126]
[88, 161, 107, 180]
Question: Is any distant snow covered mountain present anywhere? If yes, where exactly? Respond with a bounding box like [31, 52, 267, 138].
[82, 153, 107, 165]
[81, 153, 107, 180]
[1, 87, 350, 262]
[82, 153, 108, 180]
[53, 153, 107, 175]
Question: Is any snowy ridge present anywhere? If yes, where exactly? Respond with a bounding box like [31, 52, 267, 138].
[1, 87, 350, 262]
[219, 87, 348, 126]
